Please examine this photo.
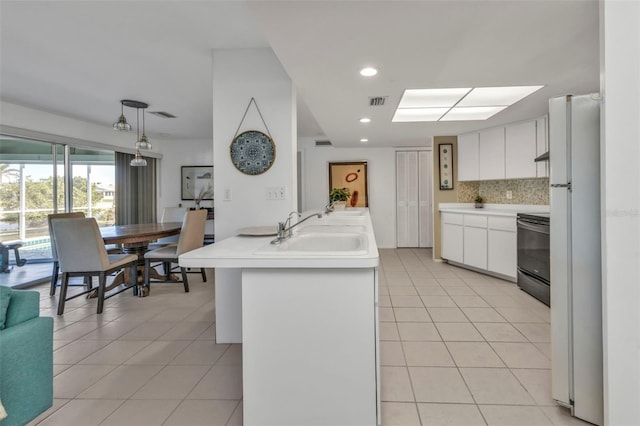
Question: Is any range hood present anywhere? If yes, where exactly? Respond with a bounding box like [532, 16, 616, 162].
[535, 151, 549, 162]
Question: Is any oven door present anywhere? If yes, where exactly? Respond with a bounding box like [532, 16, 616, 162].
[517, 219, 550, 283]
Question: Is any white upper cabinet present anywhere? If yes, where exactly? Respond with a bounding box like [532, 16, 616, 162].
[479, 127, 505, 180]
[457, 116, 547, 182]
[505, 120, 537, 179]
[457, 133, 479, 181]
[536, 116, 549, 178]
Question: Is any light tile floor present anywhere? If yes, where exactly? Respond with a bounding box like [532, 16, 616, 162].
[377, 249, 589, 426]
[26, 249, 590, 425]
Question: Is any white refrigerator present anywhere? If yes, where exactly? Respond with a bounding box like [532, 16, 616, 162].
[549, 94, 603, 425]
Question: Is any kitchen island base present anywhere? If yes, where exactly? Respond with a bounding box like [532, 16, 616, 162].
[242, 267, 379, 426]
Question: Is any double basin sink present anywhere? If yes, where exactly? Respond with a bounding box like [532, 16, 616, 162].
[253, 211, 369, 256]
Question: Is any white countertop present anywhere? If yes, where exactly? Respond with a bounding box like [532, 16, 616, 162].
[439, 203, 549, 217]
[179, 208, 379, 269]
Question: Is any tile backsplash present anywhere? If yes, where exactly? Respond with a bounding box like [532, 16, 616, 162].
[458, 178, 549, 205]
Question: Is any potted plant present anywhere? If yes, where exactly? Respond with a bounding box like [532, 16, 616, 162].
[474, 195, 484, 209]
[329, 187, 351, 210]
[194, 184, 214, 210]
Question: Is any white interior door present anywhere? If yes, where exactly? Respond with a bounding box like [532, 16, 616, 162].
[406, 152, 419, 247]
[396, 152, 409, 247]
[397, 151, 431, 248]
[418, 151, 433, 247]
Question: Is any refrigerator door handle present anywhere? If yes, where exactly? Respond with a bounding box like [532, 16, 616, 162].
[551, 183, 572, 191]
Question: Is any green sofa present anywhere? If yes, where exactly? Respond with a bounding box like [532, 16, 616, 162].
[0, 287, 53, 426]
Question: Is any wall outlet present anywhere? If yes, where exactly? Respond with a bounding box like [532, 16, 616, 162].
[224, 187, 232, 201]
[506, 190, 513, 200]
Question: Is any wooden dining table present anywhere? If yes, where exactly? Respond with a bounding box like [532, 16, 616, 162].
[97, 222, 183, 296]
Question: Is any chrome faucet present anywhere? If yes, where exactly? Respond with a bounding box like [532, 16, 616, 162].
[271, 211, 323, 244]
[324, 202, 336, 214]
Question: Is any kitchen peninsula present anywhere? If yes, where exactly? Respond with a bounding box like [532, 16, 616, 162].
[179, 209, 380, 426]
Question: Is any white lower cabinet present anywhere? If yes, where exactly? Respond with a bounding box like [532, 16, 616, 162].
[463, 215, 488, 269]
[441, 211, 517, 280]
[463, 227, 487, 269]
[442, 223, 463, 263]
[487, 216, 517, 277]
[488, 229, 517, 277]
[441, 213, 464, 263]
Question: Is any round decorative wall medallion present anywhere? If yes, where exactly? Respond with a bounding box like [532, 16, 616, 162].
[230, 130, 276, 175]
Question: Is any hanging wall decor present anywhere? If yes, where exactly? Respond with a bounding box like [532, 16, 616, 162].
[230, 98, 276, 175]
[439, 143, 454, 190]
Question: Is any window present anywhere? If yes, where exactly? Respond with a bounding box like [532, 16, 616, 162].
[0, 136, 115, 263]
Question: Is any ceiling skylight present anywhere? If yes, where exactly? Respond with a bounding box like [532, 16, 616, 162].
[392, 85, 544, 122]
[398, 88, 471, 108]
[392, 108, 449, 122]
[457, 86, 543, 107]
[439, 106, 508, 121]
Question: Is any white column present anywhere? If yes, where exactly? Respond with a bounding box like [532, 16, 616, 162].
[601, 2, 640, 424]
[212, 48, 297, 343]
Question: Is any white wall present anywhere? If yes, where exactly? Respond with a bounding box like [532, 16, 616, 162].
[0, 100, 211, 220]
[156, 138, 213, 214]
[299, 137, 401, 248]
[213, 49, 296, 241]
[601, 2, 640, 424]
[1, 101, 137, 152]
[212, 48, 296, 343]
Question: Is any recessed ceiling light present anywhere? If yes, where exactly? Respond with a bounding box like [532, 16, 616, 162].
[439, 106, 508, 121]
[392, 108, 449, 122]
[457, 85, 544, 107]
[360, 67, 378, 77]
[359, 117, 371, 123]
[360, 138, 369, 143]
[398, 88, 472, 108]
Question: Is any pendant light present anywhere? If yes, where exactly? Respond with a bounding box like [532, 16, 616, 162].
[130, 149, 147, 167]
[136, 108, 152, 150]
[130, 108, 147, 166]
[114, 100, 152, 166]
[113, 100, 132, 131]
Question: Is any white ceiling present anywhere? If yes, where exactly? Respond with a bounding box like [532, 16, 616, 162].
[0, 1, 599, 148]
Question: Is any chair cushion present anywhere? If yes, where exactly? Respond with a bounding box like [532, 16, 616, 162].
[0, 286, 11, 330]
[4, 290, 39, 328]
[144, 244, 178, 260]
[107, 254, 138, 270]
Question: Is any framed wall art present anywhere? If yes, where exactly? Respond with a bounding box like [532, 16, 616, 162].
[181, 166, 213, 200]
[438, 144, 454, 190]
[328, 161, 368, 207]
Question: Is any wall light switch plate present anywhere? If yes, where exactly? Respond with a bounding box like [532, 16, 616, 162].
[265, 186, 286, 200]
[506, 190, 513, 200]
[224, 187, 232, 201]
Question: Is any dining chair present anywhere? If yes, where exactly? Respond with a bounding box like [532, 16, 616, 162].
[144, 209, 207, 293]
[147, 207, 187, 251]
[47, 212, 85, 296]
[51, 218, 138, 315]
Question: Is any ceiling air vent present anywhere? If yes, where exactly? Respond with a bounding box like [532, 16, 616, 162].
[148, 111, 177, 118]
[369, 96, 387, 107]
[315, 140, 332, 146]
